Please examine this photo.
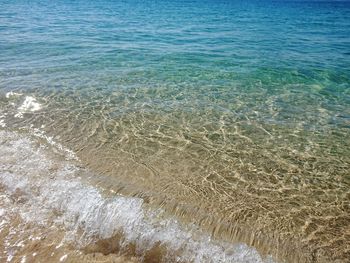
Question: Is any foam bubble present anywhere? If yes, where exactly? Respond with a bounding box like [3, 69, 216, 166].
[0, 119, 5, 128]
[0, 114, 6, 128]
[59, 254, 67, 262]
[15, 96, 42, 118]
[5, 91, 22, 99]
[0, 209, 5, 217]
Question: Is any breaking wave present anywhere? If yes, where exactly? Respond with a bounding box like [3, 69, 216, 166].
[0, 130, 276, 263]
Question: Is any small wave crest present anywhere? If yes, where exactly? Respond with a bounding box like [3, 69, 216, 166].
[0, 131, 276, 263]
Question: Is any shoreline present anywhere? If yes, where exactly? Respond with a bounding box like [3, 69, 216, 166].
[0, 130, 276, 263]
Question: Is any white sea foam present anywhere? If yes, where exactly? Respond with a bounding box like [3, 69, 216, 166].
[30, 127, 77, 160]
[15, 96, 42, 118]
[0, 114, 6, 128]
[5, 91, 22, 99]
[59, 254, 67, 262]
[0, 131, 276, 263]
[18, 96, 41, 112]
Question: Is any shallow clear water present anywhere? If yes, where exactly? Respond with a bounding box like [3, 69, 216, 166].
[0, 0, 349, 262]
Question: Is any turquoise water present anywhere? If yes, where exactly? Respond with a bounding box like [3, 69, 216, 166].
[0, 0, 350, 262]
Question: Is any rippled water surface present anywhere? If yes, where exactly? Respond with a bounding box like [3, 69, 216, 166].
[0, 0, 350, 262]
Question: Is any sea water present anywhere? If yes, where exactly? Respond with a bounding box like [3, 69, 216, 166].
[0, 0, 349, 262]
